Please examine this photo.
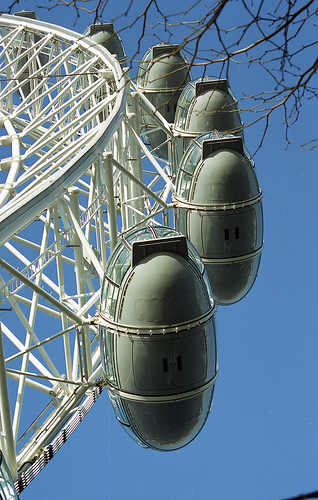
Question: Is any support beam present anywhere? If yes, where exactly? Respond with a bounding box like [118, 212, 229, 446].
[103, 153, 118, 252]
[0, 258, 84, 325]
[0, 323, 17, 480]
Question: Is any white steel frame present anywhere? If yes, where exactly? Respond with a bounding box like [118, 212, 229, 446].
[0, 14, 176, 494]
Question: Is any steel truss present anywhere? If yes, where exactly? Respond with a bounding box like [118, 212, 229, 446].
[0, 14, 176, 494]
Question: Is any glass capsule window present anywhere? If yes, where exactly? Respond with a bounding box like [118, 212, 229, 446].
[100, 328, 117, 386]
[125, 225, 180, 244]
[0, 451, 17, 500]
[187, 240, 205, 275]
[108, 245, 131, 284]
[174, 76, 213, 130]
[186, 240, 214, 305]
[150, 226, 178, 239]
[177, 80, 196, 108]
[177, 171, 192, 201]
[108, 391, 130, 425]
[136, 48, 153, 85]
[103, 283, 119, 320]
[182, 142, 202, 173]
[195, 130, 225, 146]
[108, 392, 149, 448]
[174, 81, 196, 129]
[176, 139, 202, 200]
[174, 206, 187, 237]
[101, 243, 130, 316]
[125, 226, 154, 245]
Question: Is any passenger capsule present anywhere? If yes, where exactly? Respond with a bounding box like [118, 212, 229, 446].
[174, 132, 263, 305]
[174, 76, 244, 163]
[136, 44, 192, 159]
[83, 23, 127, 123]
[99, 226, 217, 451]
[83, 23, 127, 67]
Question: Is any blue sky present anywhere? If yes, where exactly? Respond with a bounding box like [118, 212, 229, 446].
[1, 1, 317, 499]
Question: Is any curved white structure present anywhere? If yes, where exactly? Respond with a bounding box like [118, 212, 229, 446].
[0, 14, 125, 245]
[0, 14, 175, 496]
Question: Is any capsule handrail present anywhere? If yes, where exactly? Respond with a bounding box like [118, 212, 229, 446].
[105, 372, 218, 404]
[95, 306, 216, 336]
[172, 190, 263, 210]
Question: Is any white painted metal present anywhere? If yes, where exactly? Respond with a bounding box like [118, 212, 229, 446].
[0, 13, 176, 495]
[0, 324, 16, 479]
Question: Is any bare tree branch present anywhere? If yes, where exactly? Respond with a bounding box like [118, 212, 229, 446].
[281, 490, 318, 500]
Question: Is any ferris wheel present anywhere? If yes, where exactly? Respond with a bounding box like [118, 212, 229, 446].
[0, 12, 178, 497]
[0, 12, 263, 498]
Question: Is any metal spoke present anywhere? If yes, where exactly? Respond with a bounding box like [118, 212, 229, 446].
[0, 14, 175, 495]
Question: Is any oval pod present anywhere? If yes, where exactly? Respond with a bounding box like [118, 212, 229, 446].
[99, 226, 217, 450]
[174, 133, 263, 305]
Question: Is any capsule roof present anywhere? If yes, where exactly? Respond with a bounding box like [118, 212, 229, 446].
[136, 43, 191, 91]
[83, 23, 127, 66]
[176, 133, 260, 205]
[174, 76, 243, 136]
[100, 225, 214, 323]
